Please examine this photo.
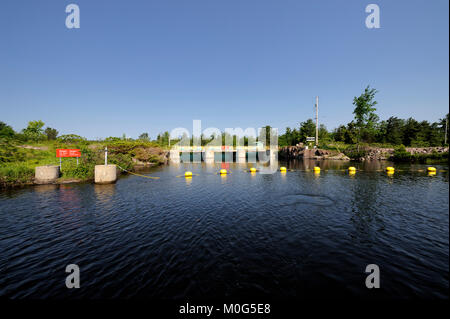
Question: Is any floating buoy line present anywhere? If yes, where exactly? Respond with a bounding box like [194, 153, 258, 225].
[117, 165, 160, 179]
[118, 164, 446, 181]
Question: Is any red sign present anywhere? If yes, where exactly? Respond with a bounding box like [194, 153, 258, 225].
[56, 149, 81, 157]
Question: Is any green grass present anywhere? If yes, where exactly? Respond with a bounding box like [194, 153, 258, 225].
[0, 138, 166, 188]
[0, 163, 34, 187]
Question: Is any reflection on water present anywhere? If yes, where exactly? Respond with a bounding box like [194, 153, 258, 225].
[94, 184, 116, 204]
[0, 160, 448, 299]
[34, 184, 58, 193]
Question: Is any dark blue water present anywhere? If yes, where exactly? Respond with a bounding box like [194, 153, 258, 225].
[0, 160, 448, 298]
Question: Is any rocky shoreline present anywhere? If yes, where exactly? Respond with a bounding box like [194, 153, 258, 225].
[279, 146, 449, 161]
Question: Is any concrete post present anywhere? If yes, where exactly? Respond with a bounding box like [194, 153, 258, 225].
[170, 150, 180, 163]
[237, 149, 246, 163]
[35, 165, 60, 184]
[204, 150, 214, 164]
[95, 165, 117, 184]
[270, 149, 277, 162]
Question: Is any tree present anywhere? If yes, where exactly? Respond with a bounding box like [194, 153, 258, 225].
[385, 117, 404, 145]
[402, 118, 420, 146]
[299, 119, 316, 142]
[438, 113, 449, 145]
[318, 124, 329, 141]
[332, 125, 347, 142]
[139, 133, 150, 141]
[44, 127, 58, 140]
[22, 120, 46, 141]
[0, 121, 15, 138]
[352, 86, 379, 143]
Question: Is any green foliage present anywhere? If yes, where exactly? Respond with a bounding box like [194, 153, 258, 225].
[352, 86, 379, 143]
[109, 153, 134, 170]
[104, 136, 122, 142]
[57, 134, 86, 143]
[299, 119, 316, 142]
[155, 131, 171, 146]
[391, 145, 448, 163]
[343, 146, 369, 160]
[0, 122, 16, 138]
[22, 120, 46, 142]
[45, 127, 58, 140]
[61, 162, 93, 179]
[132, 147, 164, 164]
[139, 132, 150, 141]
[0, 164, 34, 187]
[384, 117, 404, 145]
[0, 138, 19, 162]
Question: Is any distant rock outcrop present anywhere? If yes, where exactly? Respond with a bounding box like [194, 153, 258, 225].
[279, 146, 349, 160]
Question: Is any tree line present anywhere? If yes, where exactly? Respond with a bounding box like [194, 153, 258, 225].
[278, 86, 449, 147]
[1, 86, 448, 148]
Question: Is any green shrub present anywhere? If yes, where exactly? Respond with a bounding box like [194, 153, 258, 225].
[344, 146, 368, 160]
[61, 162, 94, 179]
[57, 134, 86, 143]
[0, 164, 34, 187]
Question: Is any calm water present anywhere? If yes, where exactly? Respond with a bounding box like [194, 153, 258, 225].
[0, 160, 448, 299]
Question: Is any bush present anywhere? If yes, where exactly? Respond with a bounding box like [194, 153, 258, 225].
[108, 153, 134, 171]
[57, 134, 86, 143]
[344, 146, 368, 160]
[62, 162, 94, 179]
[391, 145, 449, 163]
[0, 164, 34, 187]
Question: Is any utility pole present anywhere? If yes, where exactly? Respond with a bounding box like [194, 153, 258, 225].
[315, 96, 319, 147]
[445, 116, 448, 145]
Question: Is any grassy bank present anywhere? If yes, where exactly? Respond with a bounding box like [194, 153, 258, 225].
[0, 138, 167, 189]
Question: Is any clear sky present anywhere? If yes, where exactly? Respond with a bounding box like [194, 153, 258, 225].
[0, 0, 448, 139]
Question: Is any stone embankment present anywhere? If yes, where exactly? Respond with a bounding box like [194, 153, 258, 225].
[357, 146, 448, 161]
[279, 147, 350, 160]
[279, 146, 449, 161]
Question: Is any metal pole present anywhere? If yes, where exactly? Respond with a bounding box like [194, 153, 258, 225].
[315, 96, 319, 146]
[105, 146, 108, 165]
[77, 157, 79, 166]
[445, 116, 448, 145]
[60, 157, 61, 170]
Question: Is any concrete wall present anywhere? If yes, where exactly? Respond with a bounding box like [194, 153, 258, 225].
[95, 165, 117, 184]
[35, 165, 60, 184]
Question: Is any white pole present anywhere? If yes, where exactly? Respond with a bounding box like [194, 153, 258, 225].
[105, 146, 108, 165]
[315, 96, 319, 146]
[445, 116, 448, 145]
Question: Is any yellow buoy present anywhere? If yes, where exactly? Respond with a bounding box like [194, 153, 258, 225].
[250, 167, 257, 173]
[184, 171, 192, 177]
[313, 166, 320, 172]
[386, 167, 395, 172]
[220, 169, 227, 175]
[427, 167, 436, 172]
[428, 171, 436, 176]
[348, 166, 356, 172]
[280, 167, 287, 172]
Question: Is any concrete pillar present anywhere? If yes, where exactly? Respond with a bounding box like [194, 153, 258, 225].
[270, 149, 277, 162]
[237, 149, 246, 163]
[204, 150, 214, 163]
[95, 165, 117, 184]
[170, 150, 180, 163]
[35, 165, 60, 184]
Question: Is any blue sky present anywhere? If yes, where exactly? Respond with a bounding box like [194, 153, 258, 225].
[0, 0, 448, 139]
